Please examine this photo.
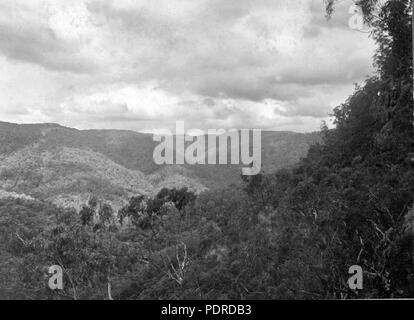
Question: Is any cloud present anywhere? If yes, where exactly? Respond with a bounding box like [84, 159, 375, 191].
[0, 1, 109, 73]
[0, 0, 376, 132]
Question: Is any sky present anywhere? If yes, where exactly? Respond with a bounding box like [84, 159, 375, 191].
[0, 0, 376, 133]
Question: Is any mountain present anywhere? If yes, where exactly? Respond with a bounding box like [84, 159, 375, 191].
[0, 121, 321, 210]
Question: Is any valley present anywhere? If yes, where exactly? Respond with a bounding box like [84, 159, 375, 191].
[0, 121, 320, 211]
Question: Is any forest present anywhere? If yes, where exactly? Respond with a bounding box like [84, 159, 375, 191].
[0, 0, 412, 299]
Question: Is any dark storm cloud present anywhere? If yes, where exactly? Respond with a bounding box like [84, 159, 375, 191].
[0, 22, 96, 73]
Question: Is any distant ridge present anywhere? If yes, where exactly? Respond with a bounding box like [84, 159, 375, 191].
[0, 121, 321, 209]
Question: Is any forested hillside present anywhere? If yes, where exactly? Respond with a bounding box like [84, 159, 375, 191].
[0, 121, 319, 209]
[0, 0, 412, 299]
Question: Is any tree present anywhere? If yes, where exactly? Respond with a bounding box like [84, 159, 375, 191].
[80, 205, 94, 226]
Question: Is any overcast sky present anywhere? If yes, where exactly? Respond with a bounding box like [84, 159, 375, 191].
[0, 0, 375, 133]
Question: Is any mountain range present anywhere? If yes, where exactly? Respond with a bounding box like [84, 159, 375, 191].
[0, 121, 321, 211]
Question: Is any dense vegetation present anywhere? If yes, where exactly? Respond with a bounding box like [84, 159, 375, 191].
[0, 0, 412, 299]
[0, 122, 318, 199]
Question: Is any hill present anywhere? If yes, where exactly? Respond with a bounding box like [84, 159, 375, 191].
[0, 121, 320, 209]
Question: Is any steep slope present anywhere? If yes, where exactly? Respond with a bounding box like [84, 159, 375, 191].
[0, 144, 152, 210]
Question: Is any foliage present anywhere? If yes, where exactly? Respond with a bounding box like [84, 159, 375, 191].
[0, 0, 412, 300]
